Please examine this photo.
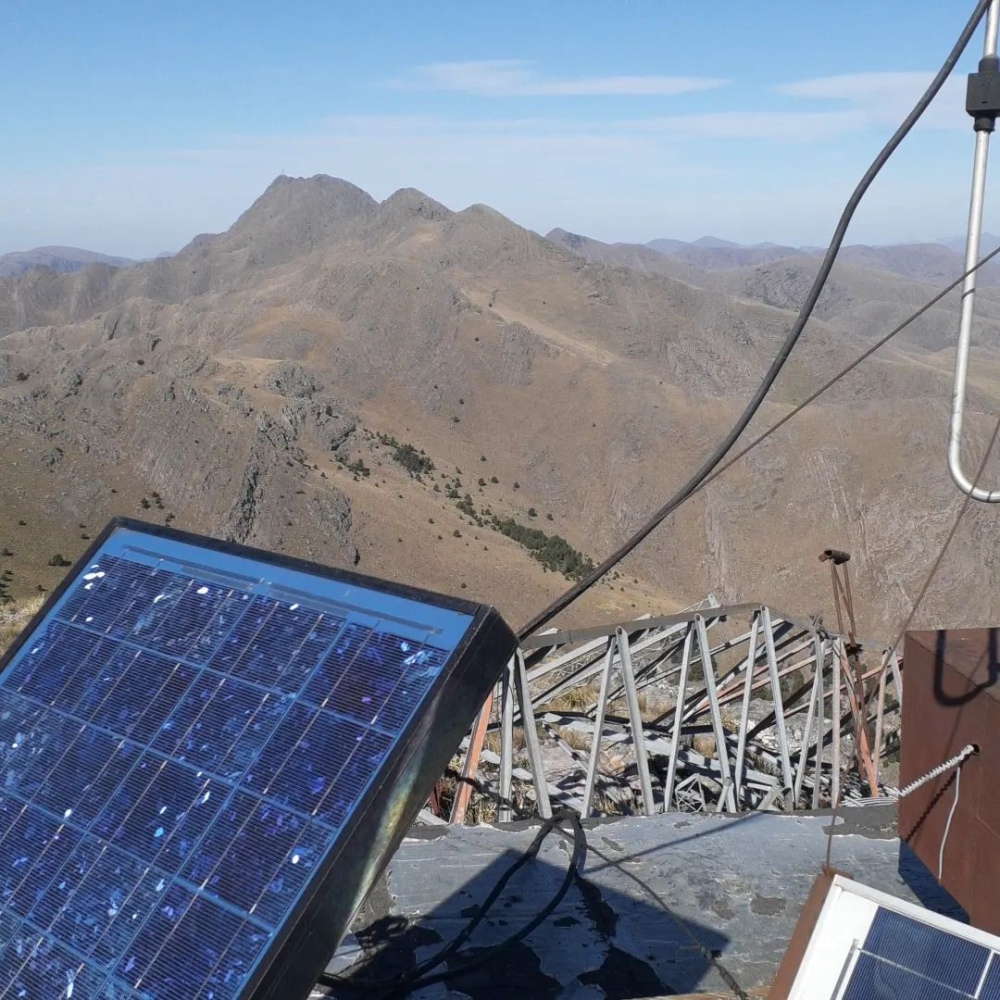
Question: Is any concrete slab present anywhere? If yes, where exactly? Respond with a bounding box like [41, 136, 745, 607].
[316, 806, 956, 998]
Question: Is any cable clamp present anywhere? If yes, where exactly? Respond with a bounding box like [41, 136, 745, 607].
[968, 56, 1000, 132]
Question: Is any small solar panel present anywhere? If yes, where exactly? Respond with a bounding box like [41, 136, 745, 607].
[840, 907, 990, 998]
[785, 875, 1000, 1000]
[0, 518, 515, 999]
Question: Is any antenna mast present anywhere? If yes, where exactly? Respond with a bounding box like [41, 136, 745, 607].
[949, 0, 1000, 499]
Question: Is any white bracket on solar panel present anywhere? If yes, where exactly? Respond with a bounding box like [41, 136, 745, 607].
[787, 875, 1000, 999]
[0, 518, 515, 1000]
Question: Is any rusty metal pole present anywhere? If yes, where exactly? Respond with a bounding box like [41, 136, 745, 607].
[450, 690, 494, 824]
[823, 550, 848, 638]
[820, 549, 877, 794]
[839, 559, 869, 765]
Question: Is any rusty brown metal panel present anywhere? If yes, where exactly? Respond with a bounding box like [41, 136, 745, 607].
[967, 824, 1000, 932]
[973, 683, 1000, 840]
[900, 628, 1000, 934]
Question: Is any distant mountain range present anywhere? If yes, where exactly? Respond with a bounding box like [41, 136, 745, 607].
[4, 233, 998, 285]
[545, 230, 1000, 288]
[0, 246, 135, 279]
[935, 234, 1000, 254]
[648, 234, 1000, 257]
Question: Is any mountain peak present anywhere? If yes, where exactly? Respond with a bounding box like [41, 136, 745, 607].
[259, 173, 373, 199]
[692, 235, 741, 248]
[936, 232, 1000, 255]
[459, 203, 510, 223]
[233, 174, 377, 231]
[376, 188, 453, 226]
[546, 228, 588, 250]
[207, 174, 378, 266]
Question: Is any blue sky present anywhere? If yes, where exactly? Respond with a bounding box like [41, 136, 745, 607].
[2, 0, 996, 257]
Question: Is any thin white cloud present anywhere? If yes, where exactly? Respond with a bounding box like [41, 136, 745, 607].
[776, 71, 934, 100]
[389, 59, 728, 97]
[774, 71, 966, 130]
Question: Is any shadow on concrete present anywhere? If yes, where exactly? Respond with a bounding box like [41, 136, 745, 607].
[583, 811, 768, 877]
[898, 841, 968, 923]
[326, 849, 731, 999]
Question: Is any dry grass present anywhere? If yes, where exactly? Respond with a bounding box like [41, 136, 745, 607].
[608, 690, 661, 720]
[0, 623, 19, 656]
[482, 727, 526, 755]
[545, 681, 672, 724]
[545, 683, 600, 714]
[721, 706, 742, 732]
[555, 726, 592, 752]
[0, 596, 43, 657]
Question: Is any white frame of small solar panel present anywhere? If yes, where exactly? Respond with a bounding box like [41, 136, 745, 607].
[787, 875, 1000, 998]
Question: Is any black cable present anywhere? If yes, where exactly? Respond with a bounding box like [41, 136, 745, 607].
[693, 243, 1000, 504]
[319, 808, 585, 998]
[516, 0, 991, 643]
[388, 809, 585, 996]
[326, 6, 994, 996]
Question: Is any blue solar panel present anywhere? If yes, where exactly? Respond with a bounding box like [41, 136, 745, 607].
[982, 956, 1000, 999]
[841, 953, 975, 999]
[0, 520, 511, 1000]
[841, 907, 995, 1000]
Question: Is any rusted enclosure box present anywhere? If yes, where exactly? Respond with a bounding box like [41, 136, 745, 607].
[900, 628, 1000, 934]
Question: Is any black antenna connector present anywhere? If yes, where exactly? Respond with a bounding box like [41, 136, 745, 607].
[968, 55, 1000, 131]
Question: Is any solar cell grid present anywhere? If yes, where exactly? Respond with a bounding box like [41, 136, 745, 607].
[982, 957, 1000, 999]
[0, 523, 488, 1000]
[838, 906, 1000, 1000]
[841, 953, 975, 999]
[862, 907, 988, 995]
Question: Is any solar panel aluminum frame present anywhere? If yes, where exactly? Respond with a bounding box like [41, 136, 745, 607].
[786, 875, 1000, 999]
[0, 517, 518, 1000]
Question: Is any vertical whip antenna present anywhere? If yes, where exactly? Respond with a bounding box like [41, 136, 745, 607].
[949, 0, 1000, 499]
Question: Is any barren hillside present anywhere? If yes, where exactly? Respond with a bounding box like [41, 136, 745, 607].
[3, 175, 1000, 640]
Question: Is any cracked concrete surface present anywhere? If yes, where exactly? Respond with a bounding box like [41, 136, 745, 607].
[317, 806, 958, 998]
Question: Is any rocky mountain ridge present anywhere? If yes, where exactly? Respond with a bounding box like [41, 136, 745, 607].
[3, 175, 1000, 639]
